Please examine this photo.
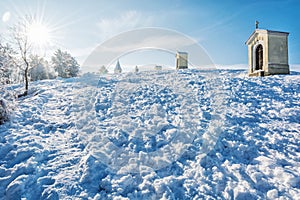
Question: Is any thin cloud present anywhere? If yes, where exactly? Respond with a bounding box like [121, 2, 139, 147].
[96, 10, 154, 40]
[82, 27, 214, 72]
[70, 45, 99, 65]
[99, 34, 196, 54]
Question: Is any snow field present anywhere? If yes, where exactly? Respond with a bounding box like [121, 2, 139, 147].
[86, 70, 218, 174]
[0, 70, 299, 199]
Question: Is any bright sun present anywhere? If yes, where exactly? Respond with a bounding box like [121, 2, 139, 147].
[27, 22, 50, 47]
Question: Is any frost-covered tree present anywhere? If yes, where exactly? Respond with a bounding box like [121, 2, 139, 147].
[0, 86, 15, 125]
[47, 65, 56, 79]
[28, 55, 47, 81]
[0, 52, 16, 124]
[0, 40, 18, 124]
[0, 41, 19, 84]
[0, 99, 8, 125]
[51, 49, 80, 78]
[99, 65, 108, 74]
[28, 55, 56, 81]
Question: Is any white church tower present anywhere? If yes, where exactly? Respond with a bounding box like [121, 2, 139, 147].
[114, 60, 122, 74]
[246, 22, 289, 76]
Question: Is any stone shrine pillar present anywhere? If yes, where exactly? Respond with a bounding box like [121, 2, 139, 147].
[176, 52, 188, 70]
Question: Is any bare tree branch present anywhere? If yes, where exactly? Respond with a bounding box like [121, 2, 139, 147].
[10, 15, 33, 97]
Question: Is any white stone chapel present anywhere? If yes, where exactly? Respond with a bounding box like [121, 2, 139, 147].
[246, 23, 289, 76]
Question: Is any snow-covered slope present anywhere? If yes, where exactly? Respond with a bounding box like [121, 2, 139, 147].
[0, 70, 299, 199]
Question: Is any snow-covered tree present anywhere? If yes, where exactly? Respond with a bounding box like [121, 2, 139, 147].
[28, 55, 48, 81]
[28, 55, 56, 81]
[0, 86, 15, 125]
[99, 65, 108, 74]
[51, 49, 80, 78]
[47, 66, 56, 79]
[0, 40, 17, 124]
[0, 41, 19, 84]
[0, 99, 8, 125]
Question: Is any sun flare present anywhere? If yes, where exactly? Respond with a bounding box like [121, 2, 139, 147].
[27, 22, 50, 47]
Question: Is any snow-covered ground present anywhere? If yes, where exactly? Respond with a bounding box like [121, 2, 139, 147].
[0, 69, 300, 199]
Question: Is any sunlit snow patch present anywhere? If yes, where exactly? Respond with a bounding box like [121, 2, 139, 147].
[73, 70, 226, 174]
[93, 71, 199, 172]
[75, 28, 226, 174]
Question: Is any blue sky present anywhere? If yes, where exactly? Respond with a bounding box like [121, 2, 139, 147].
[0, 0, 299, 71]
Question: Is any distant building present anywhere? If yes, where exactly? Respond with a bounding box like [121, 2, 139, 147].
[155, 65, 162, 70]
[176, 52, 188, 70]
[114, 60, 122, 74]
[246, 28, 289, 76]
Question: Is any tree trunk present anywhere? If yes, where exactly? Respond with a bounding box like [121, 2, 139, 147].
[24, 64, 28, 96]
[17, 61, 29, 98]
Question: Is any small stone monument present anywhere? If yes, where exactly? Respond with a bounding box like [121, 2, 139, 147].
[176, 52, 188, 70]
[155, 65, 162, 71]
[246, 23, 289, 76]
[135, 66, 139, 73]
